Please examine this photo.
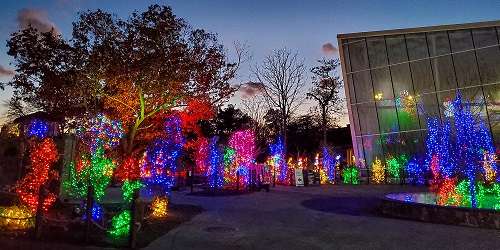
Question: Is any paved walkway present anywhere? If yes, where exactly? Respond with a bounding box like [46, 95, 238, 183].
[146, 185, 500, 250]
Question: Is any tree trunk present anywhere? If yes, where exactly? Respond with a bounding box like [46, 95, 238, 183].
[321, 106, 327, 149]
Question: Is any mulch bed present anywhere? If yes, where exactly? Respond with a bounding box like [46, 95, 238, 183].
[0, 203, 203, 249]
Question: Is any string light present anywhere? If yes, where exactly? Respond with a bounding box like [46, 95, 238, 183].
[386, 154, 408, 179]
[223, 147, 236, 185]
[423, 93, 498, 209]
[27, 119, 49, 139]
[406, 157, 426, 185]
[108, 210, 131, 238]
[371, 157, 385, 184]
[322, 147, 336, 183]
[0, 205, 34, 230]
[342, 165, 359, 184]
[207, 136, 224, 189]
[269, 136, 287, 184]
[140, 115, 184, 197]
[16, 138, 59, 212]
[227, 129, 256, 187]
[395, 90, 418, 116]
[82, 202, 104, 221]
[151, 196, 168, 218]
[76, 113, 124, 153]
[483, 151, 497, 183]
[63, 147, 115, 202]
[122, 180, 143, 203]
[195, 137, 209, 175]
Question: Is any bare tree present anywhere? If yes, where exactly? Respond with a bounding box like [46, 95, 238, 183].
[241, 95, 266, 126]
[307, 58, 344, 148]
[253, 48, 305, 146]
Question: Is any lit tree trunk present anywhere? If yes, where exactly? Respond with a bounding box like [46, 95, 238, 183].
[321, 105, 328, 149]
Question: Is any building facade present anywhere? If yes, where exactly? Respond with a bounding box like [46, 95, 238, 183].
[338, 21, 500, 174]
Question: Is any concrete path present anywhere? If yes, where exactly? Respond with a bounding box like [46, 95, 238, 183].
[146, 185, 500, 250]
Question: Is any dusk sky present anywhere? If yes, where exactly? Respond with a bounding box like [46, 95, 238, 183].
[0, 0, 499, 126]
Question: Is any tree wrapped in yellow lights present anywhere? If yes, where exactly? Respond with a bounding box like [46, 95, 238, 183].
[150, 196, 168, 218]
[371, 157, 385, 184]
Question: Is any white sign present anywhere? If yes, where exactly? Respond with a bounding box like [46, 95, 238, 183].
[295, 169, 304, 187]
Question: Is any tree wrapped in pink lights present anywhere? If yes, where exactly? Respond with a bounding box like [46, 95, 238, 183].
[227, 129, 256, 187]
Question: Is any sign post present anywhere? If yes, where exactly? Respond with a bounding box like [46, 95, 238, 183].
[294, 169, 304, 187]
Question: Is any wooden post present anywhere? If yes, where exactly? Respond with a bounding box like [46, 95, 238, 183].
[34, 185, 46, 240]
[129, 190, 139, 249]
[191, 164, 194, 193]
[85, 185, 94, 243]
[236, 172, 240, 191]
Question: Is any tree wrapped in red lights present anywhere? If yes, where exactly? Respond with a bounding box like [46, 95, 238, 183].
[16, 138, 59, 212]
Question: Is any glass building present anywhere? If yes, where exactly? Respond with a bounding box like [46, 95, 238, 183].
[338, 21, 500, 178]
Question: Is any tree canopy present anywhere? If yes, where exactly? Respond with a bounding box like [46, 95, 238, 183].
[4, 4, 241, 153]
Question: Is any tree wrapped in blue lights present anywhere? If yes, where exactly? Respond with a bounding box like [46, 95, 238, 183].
[269, 136, 287, 184]
[207, 136, 224, 189]
[425, 94, 498, 208]
[27, 119, 50, 139]
[406, 157, 426, 185]
[322, 147, 337, 183]
[140, 115, 184, 197]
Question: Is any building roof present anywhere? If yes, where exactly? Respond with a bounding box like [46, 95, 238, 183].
[13, 111, 62, 123]
[337, 20, 500, 40]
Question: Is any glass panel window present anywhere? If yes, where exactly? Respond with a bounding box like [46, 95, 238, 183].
[427, 31, 451, 57]
[410, 59, 435, 94]
[377, 99, 399, 133]
[419, 93, 440, 129]
[390, 63, 414, 96]
[367, 36, 388, 68]
[449, 29, 474, 52]
[350, 104, 361, 135]
[342, 42, 352, 72]
[371, 68, 393, 100]
[438, 90, 457, 122]
[452, 51, 481, 87]
[347, 74, 357, 104]
[361, 135, 384, 169]
[386, 35, 408, 64]
[356, 137, 366, 168]
[348, 39, 369, 72]
[406, 33, 429, 60]
[472, 28, 500, 85]
[352, 71, 374, 103]
[430, 55, 457, 91]
[461, 87, 488, 121]
[483, 83, 500, 149]
[358, 102, 379, 135]
[449, 29, 481, 87]
[397, 103, 420, 132]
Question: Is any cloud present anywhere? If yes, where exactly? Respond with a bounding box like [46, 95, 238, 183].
[17, 8, 59, 34]
[322, 43, 338, 55]
[239, 81, 265, 98]
[0, 65, 15, 77]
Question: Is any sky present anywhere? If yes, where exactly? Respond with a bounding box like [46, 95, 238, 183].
[0, 0, 499, 126]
